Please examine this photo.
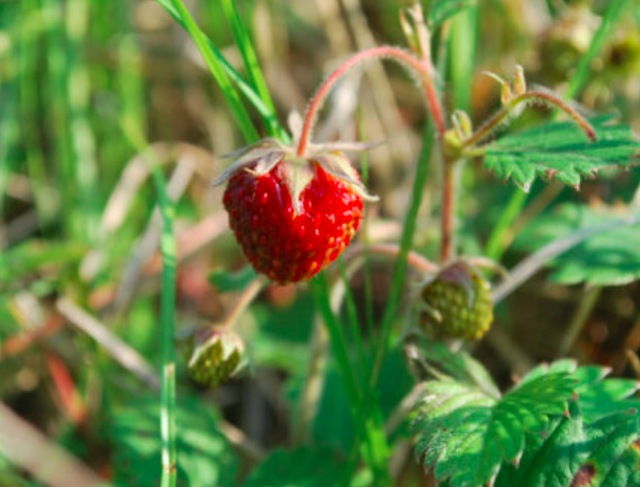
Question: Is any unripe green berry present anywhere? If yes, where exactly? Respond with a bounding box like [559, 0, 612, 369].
[420, 262, 493, 340]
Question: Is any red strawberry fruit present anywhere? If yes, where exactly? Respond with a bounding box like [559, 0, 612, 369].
[215, 138, 377, 284]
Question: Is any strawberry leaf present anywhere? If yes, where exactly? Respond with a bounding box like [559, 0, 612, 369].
[513, 203, 640, 286]
[495, 404, 640, 487]
[484, 115, 640, 191]
[412, 346, 576, 487]
[524, 360, 640, 422]
[415, 351, 640, 487]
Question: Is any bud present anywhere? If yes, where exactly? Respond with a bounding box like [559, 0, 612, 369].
[452, 110, 473, 140]
[186, 327, 245, 388]
[482, 71, 512, 105]
[513, 65, 526, 96]
[419, 262, 494, 340]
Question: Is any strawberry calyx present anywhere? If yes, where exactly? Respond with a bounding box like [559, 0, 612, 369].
[214, 137, 380, 216]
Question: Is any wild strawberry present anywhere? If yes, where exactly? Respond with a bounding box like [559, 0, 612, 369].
[215, 138, 378, 284]
[419, 262, 494, 340]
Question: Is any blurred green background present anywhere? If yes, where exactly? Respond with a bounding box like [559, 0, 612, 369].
[1, 0, 640, 486]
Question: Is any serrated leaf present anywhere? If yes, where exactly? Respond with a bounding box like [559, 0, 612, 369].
[573, 365, 640, 423]
[428, 0, 476, 28]
[484, 115, 640, 191]
[495, 402, 640, 487]
[513, 203, 640, 286]
[412, 348, 575, 487]
[241, 447, 344, 487]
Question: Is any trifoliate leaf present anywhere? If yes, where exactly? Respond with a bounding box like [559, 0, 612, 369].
[241, 448, 344, 487]
[412, 346, 575, 487]
[495, 402, 640, 487]
[513, 203, 640, 286]
[484, 115, 640, 191]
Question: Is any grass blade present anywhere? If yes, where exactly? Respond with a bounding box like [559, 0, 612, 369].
[219, 0, 279, 133]
[167, 0, 258, 143]
[565, 0, 630, 100]
[66, 0, 100, 241]
[155, 0, 289, 141]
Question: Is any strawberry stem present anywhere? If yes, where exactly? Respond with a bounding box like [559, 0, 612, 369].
[296, 45, 447, 157]
[463, 91, 597, 149]
[220, 277, 266, 330]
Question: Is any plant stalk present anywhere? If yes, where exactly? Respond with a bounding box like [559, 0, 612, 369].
[463, 91, 596, 149]
[296, 45, 446, 158]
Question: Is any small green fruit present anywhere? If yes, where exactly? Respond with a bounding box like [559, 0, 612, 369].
[186, 327, 245, 388]
[420, 262, 493, 340]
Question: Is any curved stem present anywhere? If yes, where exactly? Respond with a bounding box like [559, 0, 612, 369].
[463, 90, 596, 149]
[220, 277, 266, 331]
[344, 242, 438, 274]
[296, 45, 446, 157]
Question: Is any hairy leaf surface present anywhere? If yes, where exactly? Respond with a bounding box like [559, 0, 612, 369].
[412, 345, 575, 487]
[495, 403, 640, 487]
[412, 348, 640, 487]
[484, 115, 640, 191]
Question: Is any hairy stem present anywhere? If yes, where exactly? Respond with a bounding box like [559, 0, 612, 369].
[296, 45, 446, 157]
[463, 90, 596, 149]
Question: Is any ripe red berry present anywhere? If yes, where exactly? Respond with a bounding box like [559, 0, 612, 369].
[223, 161, 363, 283]
[215, 138, 378, 284]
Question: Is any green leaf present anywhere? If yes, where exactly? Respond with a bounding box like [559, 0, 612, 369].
[484, 115, 640, 191]
[111, 396, 239, 487]
[241, 447, 345, 487]
[573, 365, 640, 423]
[495, 403, 640, 487]
[513, 203, 640, 286]
[412, 341, 500, 398]
[412, 347, 576, 487]
[428, 0, 477, 28]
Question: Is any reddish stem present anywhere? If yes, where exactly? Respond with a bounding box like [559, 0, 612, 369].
[463, 90, 596, 149]
[296, 46, 446, 157]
